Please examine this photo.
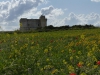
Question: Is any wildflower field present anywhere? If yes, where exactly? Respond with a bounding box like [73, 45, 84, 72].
[0, 29, 100, 75]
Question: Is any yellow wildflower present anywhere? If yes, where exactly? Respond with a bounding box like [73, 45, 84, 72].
[46, 58, 50, 62]
[37, 63, 40, 66]
[69, 49, 72, 53]
[80, 72, 87, 75]
[87, 63, 91, 67]
[44, 49, 48, 53]
[61, 50, 64, 53]
[76, 56, 79, 59]
[78, 51, 82, 55]
[63, 60, 67, 65]
[68, 65, 75, 73]
[93, 65, 98, 69]
[87, 51, 93, 57]
[70, 56, 73, 61]
[51, 69, 59, 74]
[80, 34, 85, 39]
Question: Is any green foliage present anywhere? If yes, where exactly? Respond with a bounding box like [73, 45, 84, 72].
[0, 29, 100, 74]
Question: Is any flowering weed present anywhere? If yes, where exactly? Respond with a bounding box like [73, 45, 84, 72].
[0, 29, 100, 74]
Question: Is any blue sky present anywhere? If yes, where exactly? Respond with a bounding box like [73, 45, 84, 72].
[0, 0, 100, 31]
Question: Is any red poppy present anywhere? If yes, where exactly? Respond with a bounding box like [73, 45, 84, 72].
[70, 73, 76, 75]
[77, 63, 82, 68]
[97, 61, 100, 65]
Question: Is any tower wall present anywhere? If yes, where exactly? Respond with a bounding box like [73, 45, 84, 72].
[20, 18, 28, 31]
[27, 19, 40, 28]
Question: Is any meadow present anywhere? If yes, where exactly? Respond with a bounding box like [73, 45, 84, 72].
[0, 29, 100, 75]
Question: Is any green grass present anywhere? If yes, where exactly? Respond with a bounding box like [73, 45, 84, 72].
[0, 29, 100, 75]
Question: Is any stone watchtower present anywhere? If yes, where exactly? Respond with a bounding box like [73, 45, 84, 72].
[20, 15, 47, 31]
[39, 15, 47, 28]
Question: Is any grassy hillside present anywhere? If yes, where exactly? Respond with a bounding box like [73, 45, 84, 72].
[0, 29, 100, 75]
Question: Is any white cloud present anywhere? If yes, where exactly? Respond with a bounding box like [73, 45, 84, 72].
[6, 0, 44, 21]
[0, 0, 46, 19]
[41, 5, 54, 15]
[36, 5, 64, 26]
[91, 0, 100, 2]
[41, 5, 64, 19]
[85, 13, 100, 25]
[64, 13, 85, 25]
[53, 12, 100, 26]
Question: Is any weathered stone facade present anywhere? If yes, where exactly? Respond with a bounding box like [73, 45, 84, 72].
[20, 15, 47, 31]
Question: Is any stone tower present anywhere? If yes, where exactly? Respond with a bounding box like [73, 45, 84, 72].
[40, 15, 47, 28]
[20, 15, 47, 31]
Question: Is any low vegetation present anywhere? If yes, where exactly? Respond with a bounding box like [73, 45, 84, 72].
[0, 29, 100, 75]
